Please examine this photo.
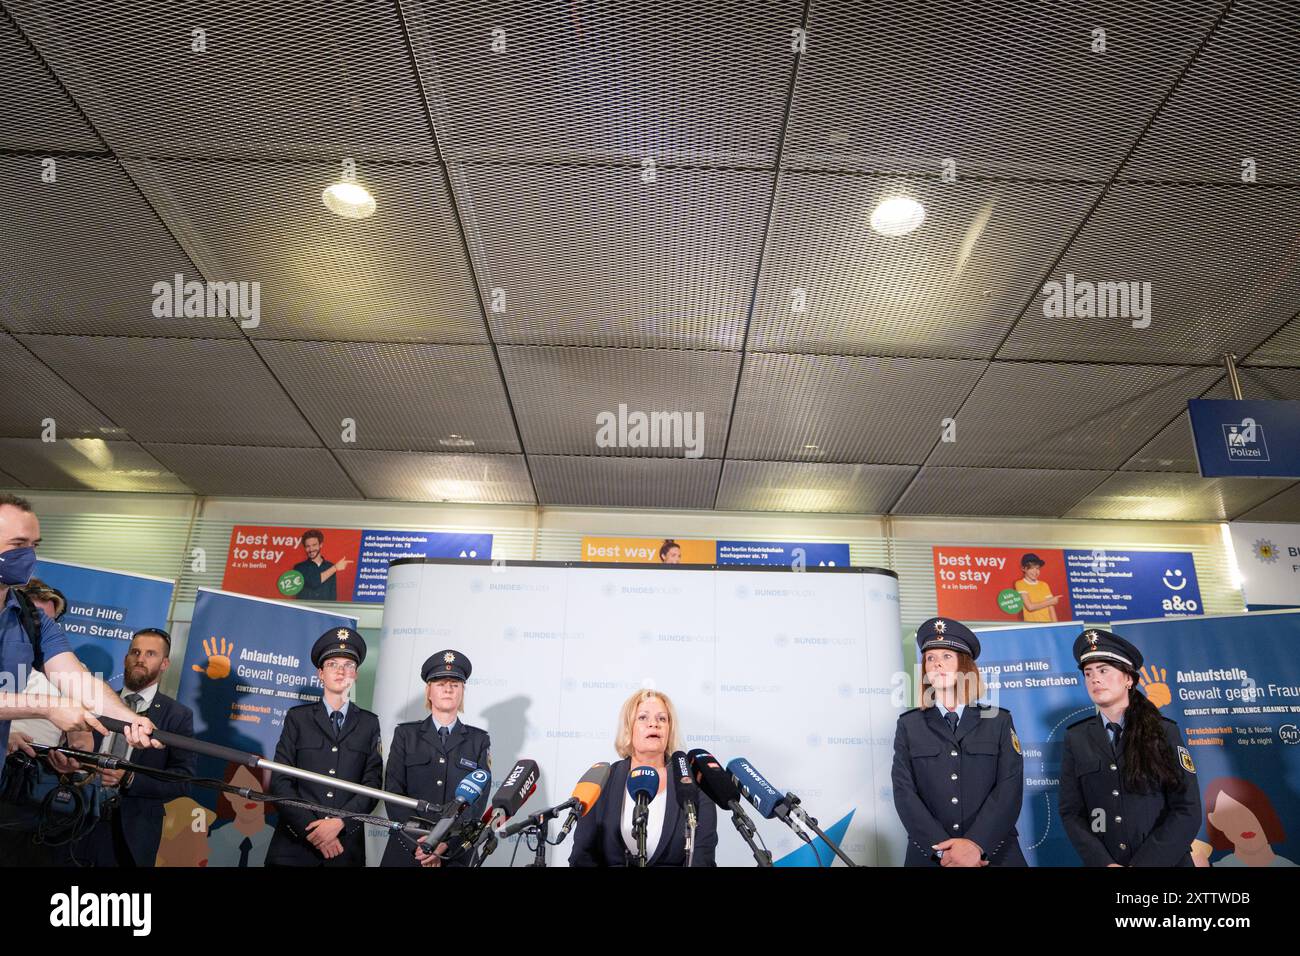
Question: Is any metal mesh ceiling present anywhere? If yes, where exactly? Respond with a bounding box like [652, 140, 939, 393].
[3, 0, 1298, 520]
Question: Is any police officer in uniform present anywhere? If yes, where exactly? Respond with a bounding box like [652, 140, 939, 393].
[381, 650, 491, 868]
[266, 627, 383, 867]
[1060, 628, 1201, 867]
[892, 617, 1027, 867]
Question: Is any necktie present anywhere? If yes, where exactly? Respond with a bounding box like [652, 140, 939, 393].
[1107, 721, 1123, 753]
[945, 711, 959, 735]
[238, 836, 253, 868]
[109, 693, 144, 757]
[331, 710, 344, 738]
[438, 725, 450, 745]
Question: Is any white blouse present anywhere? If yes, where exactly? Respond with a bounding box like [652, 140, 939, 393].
[620, 777, 667, 861]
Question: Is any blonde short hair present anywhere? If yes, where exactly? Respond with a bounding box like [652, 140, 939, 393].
[614, 689, 681, 759]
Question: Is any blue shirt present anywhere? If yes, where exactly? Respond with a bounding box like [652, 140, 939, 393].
[322, 698, 350, 722]
[939, 702, 966, 724]
[0, 588, 72, 781]
[1101, 712, 1125, 747]
[431, 716, 459, 735]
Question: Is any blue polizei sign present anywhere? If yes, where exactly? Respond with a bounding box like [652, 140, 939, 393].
[1189, 399, 1300, 478]
[1064, 549, 1203, 621]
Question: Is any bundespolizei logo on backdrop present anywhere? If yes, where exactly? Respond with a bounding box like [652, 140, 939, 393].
[1222, 417, 1269, 462]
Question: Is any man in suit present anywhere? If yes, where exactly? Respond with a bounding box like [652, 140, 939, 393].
[266, 627, 383, 867]
[72, 627, 196, 867]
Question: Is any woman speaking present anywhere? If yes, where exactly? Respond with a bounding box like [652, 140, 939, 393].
[569, 688, 717, 866]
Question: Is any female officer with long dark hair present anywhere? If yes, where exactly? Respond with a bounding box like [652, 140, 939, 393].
[892, 617, 1026, 867]
[1059, 629, 1201, 866]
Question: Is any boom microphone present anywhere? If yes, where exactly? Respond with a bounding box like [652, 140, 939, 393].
[626, 766, 659, 866]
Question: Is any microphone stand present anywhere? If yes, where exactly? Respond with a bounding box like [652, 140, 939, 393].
[632, 797, 649, 868]
[93, 715, 442, 819]
[527, 817, 549, 868]
[31, 743, 441, 844]
[727, 802, 772, 867]
[784, 791, 859, 867]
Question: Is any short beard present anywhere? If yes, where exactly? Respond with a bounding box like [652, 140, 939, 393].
[123, 666, 159, 692]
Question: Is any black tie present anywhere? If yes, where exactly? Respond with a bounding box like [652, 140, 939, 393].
[331, 710, 344, 737]
[238, 836, 252, 868]
[945, 711, 959, 735]
[1107, 721, 1123, 753]
[438, 725, 450, 746]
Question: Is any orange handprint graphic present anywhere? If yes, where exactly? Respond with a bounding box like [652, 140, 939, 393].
[1139, 664, 1171, 709]
[192, 637, 235, 680]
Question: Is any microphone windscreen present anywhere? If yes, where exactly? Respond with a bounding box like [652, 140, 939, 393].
[688, 748, 740, 808]
[626, 766, 660, 804]
[725, 757, 784, 819]
[670, 751, 700, 809]
[571, 762, 611, 815]
[455, 769, 490, 805]
[492, 759, 540, 815]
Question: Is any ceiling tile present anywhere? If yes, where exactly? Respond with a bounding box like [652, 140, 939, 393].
[145, 443, 358, 498]
[0, 438, 186, 492]
[928, 361, 1222, 470]
[1064, 471, 1293, 521]
[19, 335, 320, 445]
[727, 353, 985, 463]
[336, 449, 534, 503]
[717, 460, 916, 513]
[530, 455, 721, 509]
[500, 346, 739, 457]
[891, 466, 1109, 516]
[255, 341, 519, 452]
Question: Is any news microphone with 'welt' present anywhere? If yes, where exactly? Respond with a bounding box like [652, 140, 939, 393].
[501, 761, 611, 839]
[462, 758, 539, 848]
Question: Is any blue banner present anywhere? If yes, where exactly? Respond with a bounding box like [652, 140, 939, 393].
[1064, 549, 1203, 621]
[716, 541, 851, 567]
[353, 529, 493, 603]
[974, 611, 1300, 866]
[171, 589, 356, 867]
[32, 559, 174, 683]
[1189, 398, 1300, 478]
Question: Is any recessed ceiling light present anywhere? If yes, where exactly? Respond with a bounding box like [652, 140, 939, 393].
[870, 195, 926, 237]
[803, 444, 820, 450]
[439, 435, 476, 448]
[322, 181, 376, 219]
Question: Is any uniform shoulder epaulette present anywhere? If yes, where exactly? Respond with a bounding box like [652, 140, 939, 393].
[1066, 715, 1095, 731]
[899, 706, 921, 717]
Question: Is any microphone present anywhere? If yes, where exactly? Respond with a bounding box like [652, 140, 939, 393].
[420, 769, 489, 850]
[671, 751, 699, 863]
[558, 761, 611, 841]
[726, 757, 859, 868]
[453, 759, 539, 859]
[725, 757, 795, 823]
[626, 766, 659, 866]
[499, 761, 611, 840]
[688, 748, 772, 867]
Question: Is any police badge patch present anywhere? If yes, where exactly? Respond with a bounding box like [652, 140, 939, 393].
[1011, 728, 1022, 755]
[1178, 745, 1196, 774]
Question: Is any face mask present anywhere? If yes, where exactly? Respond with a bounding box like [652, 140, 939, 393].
[0, 547, 37, 587]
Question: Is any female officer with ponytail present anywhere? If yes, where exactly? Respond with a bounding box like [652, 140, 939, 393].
[1060, 629, 1201, 866]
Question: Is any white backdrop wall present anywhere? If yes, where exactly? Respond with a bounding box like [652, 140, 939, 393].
[371, 559, 906, 867]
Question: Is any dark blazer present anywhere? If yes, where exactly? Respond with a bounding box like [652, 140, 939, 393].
[76, 690, 196, 867]
[1059, 713, 1201, 867]
[568, 758, 718, 867]
[892, 704, 1027, 867]
[266, 701, 384, 867]
[381, 717, 491, 867]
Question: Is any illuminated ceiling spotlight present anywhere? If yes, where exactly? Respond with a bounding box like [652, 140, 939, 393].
[870, 195, 926, 237]
[321, 181, 376, 219]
